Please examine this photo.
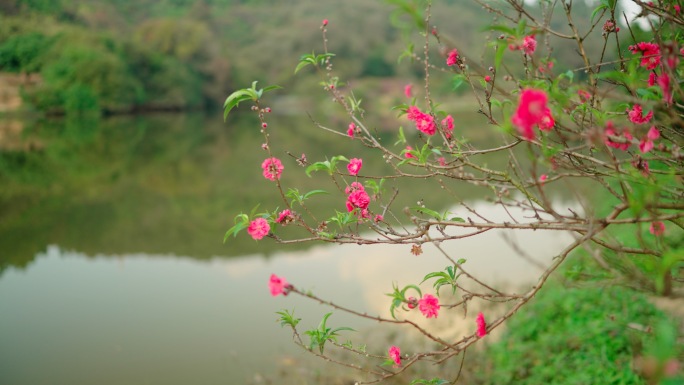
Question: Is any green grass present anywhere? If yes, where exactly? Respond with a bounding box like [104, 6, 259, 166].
[478, 283, 682, 385]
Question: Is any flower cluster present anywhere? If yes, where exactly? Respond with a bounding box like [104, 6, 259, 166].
[511, 89, 554, 140]
[509, 35, 536, 55]
[629, 42, 661, 70]
[627, 104, 653, 125]
[345, 181, 370, 219]
[407, 106, 436, 136]
[639, 127, 660, 154]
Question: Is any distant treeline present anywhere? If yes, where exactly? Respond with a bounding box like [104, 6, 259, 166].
[0, 0, 628, 115]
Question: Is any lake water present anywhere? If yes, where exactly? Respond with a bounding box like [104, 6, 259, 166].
[0, 112, 575, 384]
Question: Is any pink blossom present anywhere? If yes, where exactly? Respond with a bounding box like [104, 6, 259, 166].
[276, 209, 293, 224]
[347, 158, 363, 176]
[406, 106, 422, 121]
[388, 345, 401, 367]
[446, 49, 459, 67]
[347, 122, 356, 138]
[248, 217, 270, 240]
[476, 312, 487, 338]
[322, 19, 328, 26]
[539, 174, 548, 183]
[374, 214, 383, 223]
[629, 42, 661, 70]
[346, 189, 370, 212]
[627, 105, 653, 124]
[484, 75, 491, 83]
[657, 72, 672, 104]
[269, 274, 289, 296]
[523, 35, 537, 55]
[639, 138, 654, 153]
[578, 89, 591, 103]
[438, 157, 447, 167]
[675, 5, 681, 14]
[511, 89, 554, 140]
[404, 84, 413, 98]
[648, 72, 658, 87]
[404, 146, 415, 159]
[649, 221, 665, 236]
[418, 294, 440, 318]
[442, 115, 454, 132]
[406, 106, 436, 135]
[345, 181, 365, 195]
[406, 296, 417, 309]
[262, 157, 284, 181]
[647, 126, 660, 140]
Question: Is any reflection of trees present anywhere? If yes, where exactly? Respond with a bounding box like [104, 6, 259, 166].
[0, 110, 544, 273]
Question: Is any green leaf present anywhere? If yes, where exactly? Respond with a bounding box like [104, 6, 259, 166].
[482, 24, 516, 35]
[590, 5, 607, 23]
[494, 43, 507, 71]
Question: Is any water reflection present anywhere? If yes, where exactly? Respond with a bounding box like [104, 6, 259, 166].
[0, 202, 573, 385]
[1, 111, 578, 383]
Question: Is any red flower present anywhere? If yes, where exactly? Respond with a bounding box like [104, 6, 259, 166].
[345, 181, 364, 195]
[476, 312, 487, 338]
[539, 174, 548, 183]
[404, 146, 415, 159]
[248, 218, 270, 240]
[404, 84, 413, 98]
[406, 106, 436, 136]
[523, 35, 536, 55]
[484, 75, 491, 83]
[629, 42, 661, 70]
[276, 209, 293, 224]
[511, 89, 553, 140]
[388, 345, 401, 367]
[441, 115, 454, 132]
[627, 104, 653, 124]
[347, 122, 356, 138]
[578, 89, 592, 103]
[446, 49, 459, 67]
[269, 274, 290, 296]
[322, 19, 328, 26]
[418, 294, 440, 318]
[261, 157, 284, 181]
[657, 72, 672, 104]
[649, 221, 665, 236]
[346, 189, 370, 212]
[347, 158, 363, 176]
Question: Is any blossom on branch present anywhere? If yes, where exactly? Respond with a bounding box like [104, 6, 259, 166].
[511, 89, 554, 140]
[347, 158, 363, 176]
[627, 104, 653, 124]
[446, 49, 459, 67]
[629, 42, 661, 70]
[523, 35, 536, 55]
[248, 217, 270, 240]
[476, 312, 487, 338]
[407, 106, 436, 136]
[276, 209, 294, 224]
[418, 294, 440, 318]
[261, 157, 284, 181]
[269, 274, 290, 296]
[388, 345, 401, 367]
[650, 221, 665, 236]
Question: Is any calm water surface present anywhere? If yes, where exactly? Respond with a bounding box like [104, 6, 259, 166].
[0, 113, 574, 384]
